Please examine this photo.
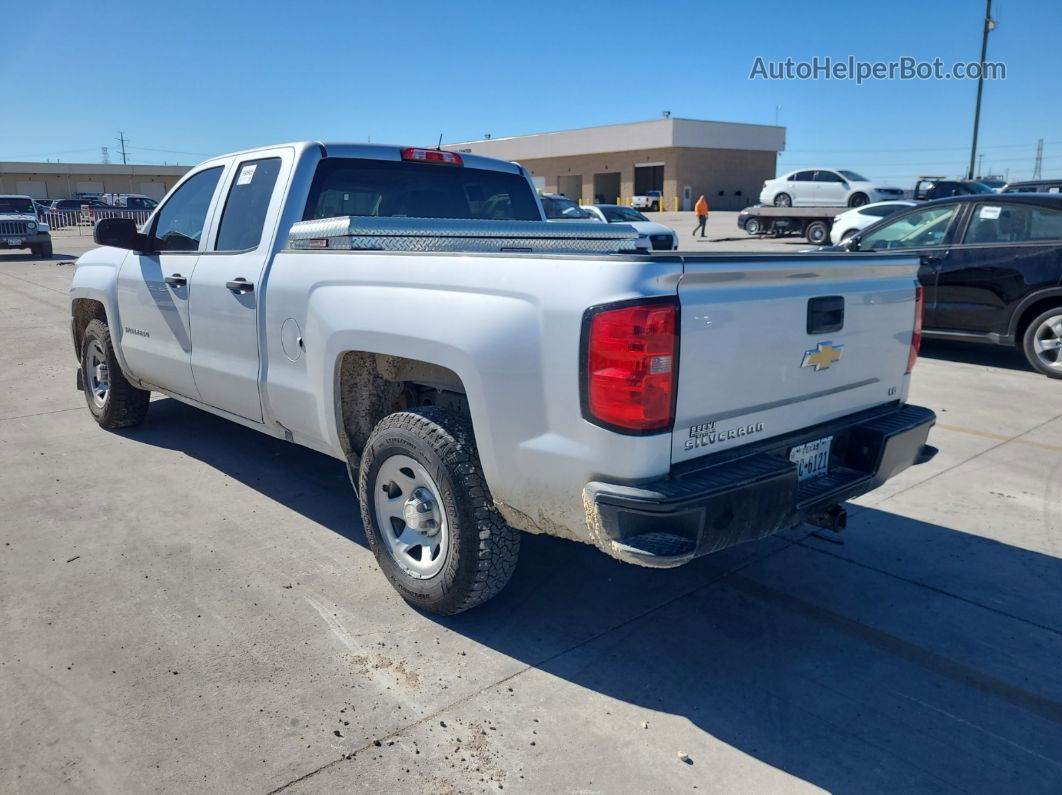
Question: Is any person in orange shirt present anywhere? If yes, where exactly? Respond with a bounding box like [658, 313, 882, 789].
[693, 195, 710, 238]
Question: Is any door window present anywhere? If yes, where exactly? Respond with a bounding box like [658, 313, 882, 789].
[215, 157, 282, 251]
[859, 205, 958, 250]
[150, 167, 223, 252]
[793, 171, 814, 181]
[962, 203, 1062, 244]
[813, 171, 844, 182]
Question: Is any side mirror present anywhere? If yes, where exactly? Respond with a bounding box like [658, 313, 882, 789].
[94, 217, 150, 251]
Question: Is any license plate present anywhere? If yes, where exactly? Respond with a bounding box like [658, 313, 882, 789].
[789, 436, 833, 481]
[6, 238, 22, 246]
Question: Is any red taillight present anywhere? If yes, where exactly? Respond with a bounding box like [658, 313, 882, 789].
[907, 284, 924, 373]
[401, 147, 463, 166]
[584, 300, 678, 432]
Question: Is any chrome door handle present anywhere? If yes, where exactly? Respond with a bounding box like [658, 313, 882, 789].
[164, 273, 187, 287]
[226, 278, 254, 294]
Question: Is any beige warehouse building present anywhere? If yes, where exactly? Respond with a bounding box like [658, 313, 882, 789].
[0, 161, 190, 201]
[446, 117, 786, 211]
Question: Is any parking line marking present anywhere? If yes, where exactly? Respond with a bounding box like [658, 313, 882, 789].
[935, 422, 1062, 454]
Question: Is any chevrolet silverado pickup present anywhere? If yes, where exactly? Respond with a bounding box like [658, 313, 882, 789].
[70, 141, 936, 614]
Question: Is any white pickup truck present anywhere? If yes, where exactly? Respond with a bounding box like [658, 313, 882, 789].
[70, 141, 936, 614]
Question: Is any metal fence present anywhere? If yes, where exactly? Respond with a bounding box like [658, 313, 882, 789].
[43, 207, 152, 235]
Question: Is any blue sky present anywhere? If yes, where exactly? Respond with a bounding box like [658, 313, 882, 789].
[4, 0, 1058, 184]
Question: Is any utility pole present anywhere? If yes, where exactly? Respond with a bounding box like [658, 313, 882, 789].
[115, 131, 128, 165]
[966, 0, 996, 180]
[1033, 138, 1044, 179]
[101, 146, 110, 165]
[977, 153, 984, 177]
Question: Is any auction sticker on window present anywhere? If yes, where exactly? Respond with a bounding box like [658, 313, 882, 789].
[789, 436, 833, 481]
[236, 164, 257, 185]
[979, 205, 1001, 220]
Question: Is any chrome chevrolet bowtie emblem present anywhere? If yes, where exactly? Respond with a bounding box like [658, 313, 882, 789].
[802, 341, 844, 371]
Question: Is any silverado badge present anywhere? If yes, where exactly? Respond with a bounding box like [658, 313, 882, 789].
[802, 341, 844, 371]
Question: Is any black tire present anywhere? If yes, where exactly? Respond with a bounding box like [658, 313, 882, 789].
[745, 217, 762, 236]
[29, 245, 41, 257]
[840, 228, 858, 242]
[40, 241, 53, 258]
[848, 192, 869, 207]
[1021, 307, 1062, 379]
[650, 201, 660, 212]
[773, 193, 792, 207]
[805, 221, 829, 245]
[357, 407, 520, 615]
[80, 318, 150, 428]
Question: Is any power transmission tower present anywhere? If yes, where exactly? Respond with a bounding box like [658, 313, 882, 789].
[115, 131, 128, 165]
[101, 146, 110, 164]
[1032, 138, 1043, 179]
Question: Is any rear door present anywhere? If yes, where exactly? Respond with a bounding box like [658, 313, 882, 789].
[791, 171, 814, 205]
[115, 165, 226, 398]
[933, 200, 1062, 335]
[672, 253, 921, 464]
[187, 149, 291, 422]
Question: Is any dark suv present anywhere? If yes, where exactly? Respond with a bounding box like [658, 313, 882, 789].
[833, 194, 1062, 377]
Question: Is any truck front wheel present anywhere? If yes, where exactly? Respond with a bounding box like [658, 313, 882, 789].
[80, 318, 150, 428]
[358, 407, 520, 615]
[805, 221, 830, 245]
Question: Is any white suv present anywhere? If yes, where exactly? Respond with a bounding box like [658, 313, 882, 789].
[760, 169, 903, 208]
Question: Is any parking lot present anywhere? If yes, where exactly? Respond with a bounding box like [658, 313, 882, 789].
[3, 221, 1062, 793]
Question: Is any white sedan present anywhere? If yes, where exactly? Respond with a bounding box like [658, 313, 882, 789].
[830, 200, 919, 244]
[760, 169, 904, 208]
[582, 204, 678, 250]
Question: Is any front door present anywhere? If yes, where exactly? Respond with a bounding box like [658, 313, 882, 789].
[934, 200, 1062, 335]
[854, 202, 963, 327]
[814, 170, 847, 205]
[115, 165, 225, 398]
[188, 153, 288, 422]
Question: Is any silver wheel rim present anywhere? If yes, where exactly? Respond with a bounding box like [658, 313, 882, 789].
[87, 339, 109, 408]
[1033, 314, 1062, 370]
[373, 454, 448, 579]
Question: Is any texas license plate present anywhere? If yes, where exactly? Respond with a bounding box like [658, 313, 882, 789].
[789, 436, 833, 481]
[6, 238, 22, 246]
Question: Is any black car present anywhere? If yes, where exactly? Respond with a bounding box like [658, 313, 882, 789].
[912, 178, 996, 201]
[831, 194, 1062, 378]
[1002, 179, 1062, 194]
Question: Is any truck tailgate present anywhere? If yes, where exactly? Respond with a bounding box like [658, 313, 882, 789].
[673, 253, 920, 464]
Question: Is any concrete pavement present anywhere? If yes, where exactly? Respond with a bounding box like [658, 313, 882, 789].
[2, 238, 1062, 793]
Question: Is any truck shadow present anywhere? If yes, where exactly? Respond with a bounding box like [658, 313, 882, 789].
[124, 397, 1062, 793]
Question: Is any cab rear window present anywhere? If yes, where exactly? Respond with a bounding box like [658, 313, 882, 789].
[302, 158, 541, 222]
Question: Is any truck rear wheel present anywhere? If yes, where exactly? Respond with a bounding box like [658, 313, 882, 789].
[357, 407, 520, 615]
[805, 221, 830, 245]
[80, 318, 150, 428]
[745, 217, 762, 236]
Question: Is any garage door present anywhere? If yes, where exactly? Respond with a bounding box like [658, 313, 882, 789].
[634, 164, 664, 195]
[15, 181, 47, 199]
